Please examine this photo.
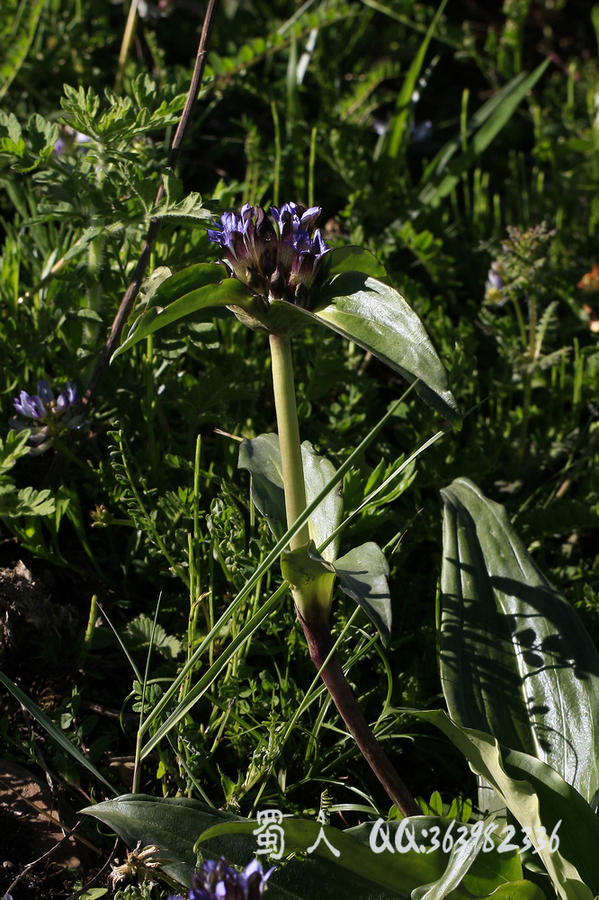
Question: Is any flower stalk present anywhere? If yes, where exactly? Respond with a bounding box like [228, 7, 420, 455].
[269, 334, 309, 551]
[268, 327, 419, 818]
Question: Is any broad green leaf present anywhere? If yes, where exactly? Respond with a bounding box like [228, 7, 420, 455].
[334, 542, 391, 647]
[439, 477, 599, 810]
[312, 273, 461, 427]
[282, 540, 392, 646]
[81, 795, 255, 887]
[409, 824, 516, 900]
[415, 710, 599, 900]
[238, 433, 287, 538]
[238, 434, 344, 561]
[327, 246, 388, 280]
[417, 60, 550, 208]
[301, 441, 344, 562]
[83, 796, 398, 898]
[487, 883, 548, 900]
[112, 265, 251, 360]
[200, 814, 523, 900]
[0, 671, 117, 795]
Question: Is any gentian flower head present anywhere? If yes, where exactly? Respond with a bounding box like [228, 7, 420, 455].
[10, 380, 86, 456]
[168, 858, 273, 900]
[207, 202, 331, 312]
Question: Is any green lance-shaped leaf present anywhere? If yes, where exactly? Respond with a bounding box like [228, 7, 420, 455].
[199, 814, 526, 900]
[111, 264, 253, 361]
[238, 434, 343, 562]
[439, 477, 599, 811]
[84, 797, 421, 899]
[312, 273, 461, 428]
[333, 542, 392, 646]
[112, 251, 459, 426]
[83, 796, 532, 900]
[81, 795, 256, 888]
[281, 540, 392, 646]
[414, 710, 599, 900]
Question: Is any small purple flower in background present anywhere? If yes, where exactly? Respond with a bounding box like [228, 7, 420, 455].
[52, 127, 92, 157]
[207, 202, 331, 309]
[10, 380, 86, 456]
[484, 263, 507, 306]
[167, 857, 273, 900]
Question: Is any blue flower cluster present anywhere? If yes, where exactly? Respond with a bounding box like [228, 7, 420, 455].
[10, 380, 86, 455]
[168, 858, 272, 900]
[207, 202, 330, 309]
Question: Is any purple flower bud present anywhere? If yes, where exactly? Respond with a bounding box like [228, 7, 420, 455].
[36, 380, 55, 403]
[10, 380, 86, 455]
[207, 202, 331, 313]
[56, 380, 78, 412]
[14, 390, 46, 419]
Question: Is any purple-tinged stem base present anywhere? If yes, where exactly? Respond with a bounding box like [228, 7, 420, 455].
[297, 611, 420, 819]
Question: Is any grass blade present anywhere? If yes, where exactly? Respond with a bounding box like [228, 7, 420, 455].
[418, 59, 550, 208]
[0, 670, 118, 795]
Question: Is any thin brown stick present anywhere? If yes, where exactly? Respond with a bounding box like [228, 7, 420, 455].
[80, 0, 220, 410]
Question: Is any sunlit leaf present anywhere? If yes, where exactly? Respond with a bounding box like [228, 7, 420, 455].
[112, 265, 251, 360]
[333, 542, 391, 647]
[440, 477, 599, 810]
[282, 540, 392, 646]
[312, 273, 461, 427]
[415, 710, 599, 900]
[200, 813, 524, 900]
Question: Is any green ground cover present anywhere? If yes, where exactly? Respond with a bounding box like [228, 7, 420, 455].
[1, 0, 599, 897]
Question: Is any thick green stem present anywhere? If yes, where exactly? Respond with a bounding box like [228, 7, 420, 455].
[268, 332, 418, 818]
[269, 334, 309, 549]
